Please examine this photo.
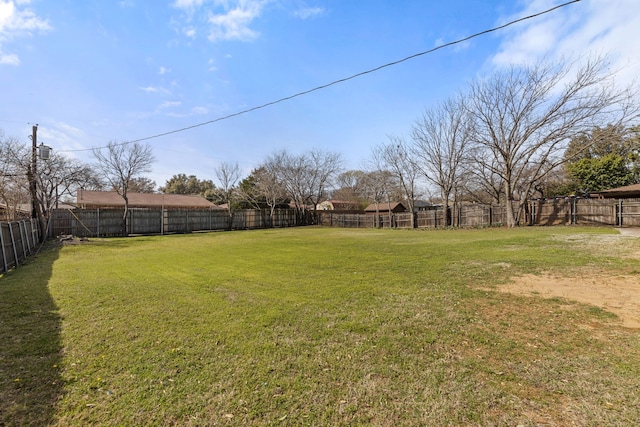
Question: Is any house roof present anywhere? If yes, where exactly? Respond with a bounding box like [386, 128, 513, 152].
[319, 200, 361, 210]
[364, 202, 407, 212]
[592, 183, 640, 199]
[76, 190, 218, 209]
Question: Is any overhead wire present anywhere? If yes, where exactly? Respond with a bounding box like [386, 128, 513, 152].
[57, 0, 581, 153]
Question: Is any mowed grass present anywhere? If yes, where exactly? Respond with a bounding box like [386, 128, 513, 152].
[2, 226, 640, 426]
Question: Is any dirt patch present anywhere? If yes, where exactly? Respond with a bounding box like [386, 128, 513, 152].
[497, 273, 640, 329]
[491, 228, 640, 328]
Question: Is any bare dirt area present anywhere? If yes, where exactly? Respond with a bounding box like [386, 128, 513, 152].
[496, 228, 640, 329]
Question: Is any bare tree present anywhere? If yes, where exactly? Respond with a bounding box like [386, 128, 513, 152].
[331, 170, 369, 209]
[360, 169, 400, 227]
[272, 150, 308, 219]
[93, 141, 155, 235]
[214, 161, 241, 229]
[411, 95, 472, 225]
[466, 56, 639, 226]
[38, 153, 103, 216]
[0, 136, 30, 221]
[371, 136, 421, 227]
[270, 149, 342, 223]
[252, 160, 288, 226]
[304, 149, 343, 220]
[463, 158, 504, 204]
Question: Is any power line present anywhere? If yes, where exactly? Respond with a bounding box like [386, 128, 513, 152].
[58, 0, 581, 153]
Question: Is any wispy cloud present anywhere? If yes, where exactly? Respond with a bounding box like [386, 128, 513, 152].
[293, 6, 324, 20]
[0, 0, 51, 66]
[173, 0, 204, 9]
[491, 0, 640, 85]
[139, 85, 170, 94]
[165, 105, 209, 117]
[159, 66, 171, 75]
[158, 100, 182, 109]
[172, 0, 268, 43]
[38, 120, 89, 153]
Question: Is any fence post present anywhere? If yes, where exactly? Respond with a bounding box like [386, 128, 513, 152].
[618, 199, 623, 226]
[18, 221, 28, 258]
[8, 222, 19, 267]
[30, 218, 37, 246]
[489, 205, 493, 226]
[0, 223, 7, 273]
[25, 220, 32, 253]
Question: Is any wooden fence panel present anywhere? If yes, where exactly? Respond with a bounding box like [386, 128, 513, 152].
[531, 199, 572, 226]
[416, 209, 445, 228]
[1, 222, 17, 272]
[619, 200, 640, 227]
[131, 209, 162, 235]
[271, 209, 296, 228]
[0, 219, 40, 273]
[575, 199, 615, 226]
[458, 205, 491, 227]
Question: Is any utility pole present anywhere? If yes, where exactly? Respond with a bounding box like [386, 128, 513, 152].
[28, 124, 46, 242]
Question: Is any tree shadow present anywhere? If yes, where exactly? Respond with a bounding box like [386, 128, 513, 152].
[0, 242, 63, 426]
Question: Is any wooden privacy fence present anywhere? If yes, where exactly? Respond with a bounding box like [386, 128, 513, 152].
[48, 208, 301, 238]
[44, 198, 640, 238]
[319, 198, 640, 229]
[529, 198, 640, 227]
[0, 219, 41, 273]
[318, 205, 512, 229]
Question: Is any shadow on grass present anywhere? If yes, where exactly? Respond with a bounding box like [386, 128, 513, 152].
[0, 242, 63, 426]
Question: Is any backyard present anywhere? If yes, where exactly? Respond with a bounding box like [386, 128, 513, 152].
[1, 226, 639, 426]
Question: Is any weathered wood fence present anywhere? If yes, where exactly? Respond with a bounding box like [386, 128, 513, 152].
[48, 208, 301, 238]
[0, 219, 41, 273]
[528, 198, 640, 227]
[318, 198, 640, 229]
[43, 198, 640, 238]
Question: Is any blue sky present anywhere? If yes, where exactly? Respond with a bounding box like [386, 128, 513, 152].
[1, 0, 639, 187]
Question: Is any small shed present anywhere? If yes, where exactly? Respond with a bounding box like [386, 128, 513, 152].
[318, 200, 361, 211]
[364, 202, 407, 214]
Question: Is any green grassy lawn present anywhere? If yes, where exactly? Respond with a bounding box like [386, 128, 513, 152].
[2, 226, 640, 426]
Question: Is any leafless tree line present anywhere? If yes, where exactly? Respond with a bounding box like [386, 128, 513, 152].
[0, 133, 103, 222]
[2, 56, 637, 231]
[375, 55, 639, 227]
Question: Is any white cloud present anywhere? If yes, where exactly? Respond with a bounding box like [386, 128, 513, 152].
[158, 100, 182, 109]
[293, 7, 324, 20]
[207, 1, 264, 42]
[0, 0, 51, 66]
[159, 66, 171, 75]
[139, 85, 170, 94]
[491, 0, 640, 86]
[191, 106, 208, 115]
[173, 0, 204, 9]
[38, 120, 89, 153]
[171, 0, 268, 43]
[0, 51, 18, 64]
